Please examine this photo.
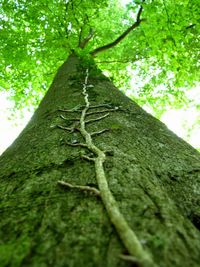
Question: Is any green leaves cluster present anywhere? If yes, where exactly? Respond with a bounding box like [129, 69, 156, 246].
[0, 0, 199, 116]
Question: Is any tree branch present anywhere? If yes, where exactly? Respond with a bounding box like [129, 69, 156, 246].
[90, 4, 145, 57]
[79, 28, 94, 49]
[58, 180, 100, 196]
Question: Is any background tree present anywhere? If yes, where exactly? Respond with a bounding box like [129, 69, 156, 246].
[0, 0, 200, 266]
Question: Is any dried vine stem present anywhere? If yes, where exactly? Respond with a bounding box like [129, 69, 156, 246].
[58, 180, 100, 196]
[57, 69, 156, 267]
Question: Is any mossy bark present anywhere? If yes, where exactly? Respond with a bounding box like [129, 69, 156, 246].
[0, 53, 200, 267]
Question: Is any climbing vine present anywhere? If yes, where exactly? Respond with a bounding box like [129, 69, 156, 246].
[56, 69, 156, 267]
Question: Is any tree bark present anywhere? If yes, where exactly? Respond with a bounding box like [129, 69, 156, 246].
[0, 53, 200, 267]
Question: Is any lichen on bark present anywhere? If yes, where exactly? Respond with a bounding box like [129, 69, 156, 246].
[0, 53, 200, 267]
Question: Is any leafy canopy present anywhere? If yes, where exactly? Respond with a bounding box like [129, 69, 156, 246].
[0, 0, 199, 115]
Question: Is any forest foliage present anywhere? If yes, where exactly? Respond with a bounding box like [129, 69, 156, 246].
[0, 0, 199, 123]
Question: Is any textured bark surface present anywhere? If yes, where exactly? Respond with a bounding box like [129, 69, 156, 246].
[0, 54, 200, 267]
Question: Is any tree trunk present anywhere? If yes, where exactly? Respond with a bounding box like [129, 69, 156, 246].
[0, 53, 200, 267]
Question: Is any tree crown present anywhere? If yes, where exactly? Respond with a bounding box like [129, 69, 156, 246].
[0, 0, 199, 115]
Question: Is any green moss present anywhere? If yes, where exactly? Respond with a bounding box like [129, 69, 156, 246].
[0, 54, 200, 267]
[0, 236, 31, 267]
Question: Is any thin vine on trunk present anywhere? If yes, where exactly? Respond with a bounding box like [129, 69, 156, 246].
[55, 69, 156, 267]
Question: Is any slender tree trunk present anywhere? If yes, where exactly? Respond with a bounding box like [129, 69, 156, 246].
[0, 53, 200, 267]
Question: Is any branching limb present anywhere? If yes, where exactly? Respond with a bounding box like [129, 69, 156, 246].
[90, 4, 145, 56]
[58, 180, 100, 196]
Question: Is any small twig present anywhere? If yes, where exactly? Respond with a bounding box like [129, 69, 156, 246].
[85, 113, 109, 124]
[59, 108, 82, 113]
[91, 129, 110, 136]
[60, 115, 80, 121]
[86, 107, 119, 116]
[88, 104, 113, 109]
[81, 155, 95, 162]
[56, 125, 74, 131]
[119, 254, 139, 263]
[65, 142, 87, 147]
[58, 180, 100, 196]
